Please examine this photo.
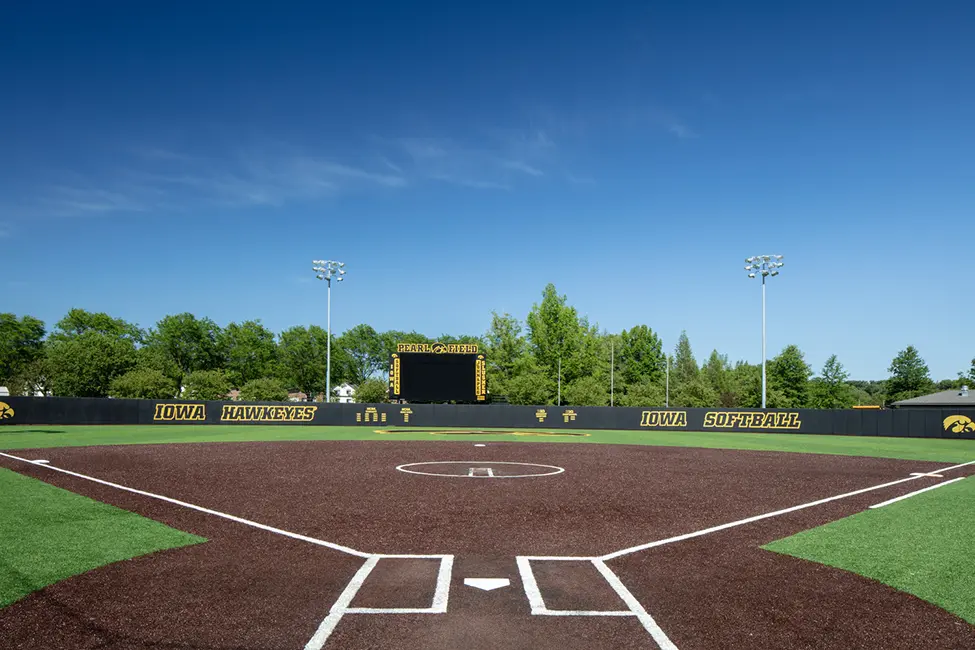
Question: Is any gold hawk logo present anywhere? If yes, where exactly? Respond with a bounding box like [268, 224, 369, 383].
[535, 409, 548, 423]
[0, 401, 14, 420]
[400, 407, 413, 423]
[943, 415, 975, 434]
[562, 409, 577, 423]
[356, 407, 387, 424]
[220, 405, 316, 422]
[153, 403, 206, 422]
[639, 410, 688, 428]
[703, 411, 801, 430]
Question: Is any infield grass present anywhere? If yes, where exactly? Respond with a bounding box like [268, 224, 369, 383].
[764, 476, 975, 624]
[0, 467, 206, 608]
[0, 425, 973, 462]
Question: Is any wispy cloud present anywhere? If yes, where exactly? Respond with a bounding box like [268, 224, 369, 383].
[15, 143, 409, 217]
[373, 129, 556, 189]
[503, 160, 544, 176]
[37, 185, 152, 217]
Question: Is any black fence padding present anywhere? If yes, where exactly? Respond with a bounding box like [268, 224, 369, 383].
[1, 397, 974, 440]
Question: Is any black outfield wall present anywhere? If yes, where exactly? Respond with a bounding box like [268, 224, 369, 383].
[1, 397, 974, 440]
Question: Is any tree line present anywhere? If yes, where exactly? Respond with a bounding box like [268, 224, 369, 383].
[1, 283, 972, 407]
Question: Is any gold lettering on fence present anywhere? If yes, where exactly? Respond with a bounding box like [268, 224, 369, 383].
[153, 403, 207, 422]
[220, 404, 316, 422]
[356, 407, 386, 423]
[563, 409, 577, 423]
[702, 411, 801, 430]
[535, 409, 548, 423]
[639, 410, 688, 428]
[400, 407, 413, 423]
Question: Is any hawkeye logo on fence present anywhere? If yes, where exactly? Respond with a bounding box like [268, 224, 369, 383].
[153, 403, 206, 422]
[0, 401, 14, 420]
[704, 411, 801, 430]
[639, 410, 688, 428]
[220, 405, 317, 422]
[943, 415, 975, 434]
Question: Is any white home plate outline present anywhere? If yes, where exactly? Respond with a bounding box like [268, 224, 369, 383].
[396, 460, 565, 478]
[2, 451, 974, 650]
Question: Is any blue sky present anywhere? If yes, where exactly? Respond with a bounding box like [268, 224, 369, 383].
[2, 1, 973, 381]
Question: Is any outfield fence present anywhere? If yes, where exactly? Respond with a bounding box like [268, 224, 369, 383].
[1, 397, 973, 440]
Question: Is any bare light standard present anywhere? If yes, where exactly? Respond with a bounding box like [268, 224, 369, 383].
[744, 255, 784, 408]
[312, 259, 346, 403]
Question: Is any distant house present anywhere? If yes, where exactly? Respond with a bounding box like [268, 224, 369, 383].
[890, 385, 974, 408]
[333, 383, 356, 404]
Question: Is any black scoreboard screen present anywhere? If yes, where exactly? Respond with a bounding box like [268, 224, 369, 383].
[388, 343, 486, 403]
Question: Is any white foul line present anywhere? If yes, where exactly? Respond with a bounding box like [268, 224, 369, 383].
[869, 477, 966, 509]
[600, 459, 975, 561]
[0, 451, 370, 558]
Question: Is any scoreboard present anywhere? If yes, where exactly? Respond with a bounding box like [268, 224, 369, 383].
[388, 343, 487, 403]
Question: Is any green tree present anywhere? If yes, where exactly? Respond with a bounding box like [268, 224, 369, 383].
[355, 378, 389, 404]
[670, 331, 714, 406]
[702, 350, 735, 406]
[0, 314, 46, 384]
[525, 284, 587, 385]
[730, 361, 789, 408]
[8, 357, 52, 396]
[218, 320, 278, 388]
[109, 368, 178, 399]
[278, 325, 330, 400]
[505, 356, 554, 406]
[564, 376, 609, 406]
[182, 369, 230, 400]
[47, 331, 138, 397]
[238, 377, 289, 402]
[808, 354, 855, 408]
[886, 345, 934, 402]
[484, 312, 527, 395]
[768, 344, 813, 407]
[148, 313, 223, 387]
[618, 381, 666, 407]
[616, 325, 666, 386]
[963, 358, 975, 386]
[338, 324, 385, 386]
[49, 308, 144, 344]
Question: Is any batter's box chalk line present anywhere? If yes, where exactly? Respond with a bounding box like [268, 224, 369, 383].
[516, 556, 678, 650]
[304, 554, 454, 650]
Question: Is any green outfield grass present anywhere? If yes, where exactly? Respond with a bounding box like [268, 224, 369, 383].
[0, 467, 205, 608]
[764, 476, 975, 624]
[1, 424, 973, 462]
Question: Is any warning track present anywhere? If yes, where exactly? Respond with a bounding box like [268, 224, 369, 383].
[1, 441, 974, 649]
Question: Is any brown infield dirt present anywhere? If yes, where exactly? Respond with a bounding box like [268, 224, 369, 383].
[1, 440, 974, 649]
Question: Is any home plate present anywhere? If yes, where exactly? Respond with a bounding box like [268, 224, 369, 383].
[464, 578, 510, 591]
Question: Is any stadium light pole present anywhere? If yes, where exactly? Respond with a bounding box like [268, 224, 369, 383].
[312, 260, 346, 403]
[744, 255, 784, 408]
